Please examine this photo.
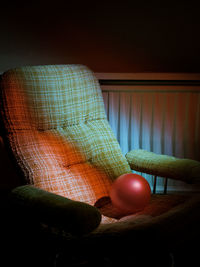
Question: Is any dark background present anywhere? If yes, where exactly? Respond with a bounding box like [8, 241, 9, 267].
[0, 1, 200, 73]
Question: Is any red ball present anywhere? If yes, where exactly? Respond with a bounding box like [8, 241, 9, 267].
[110, 173, 151, 214]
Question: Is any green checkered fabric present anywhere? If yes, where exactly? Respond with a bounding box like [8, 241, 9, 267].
[1, 65, 131, 223]
[1, 65, 107, 130]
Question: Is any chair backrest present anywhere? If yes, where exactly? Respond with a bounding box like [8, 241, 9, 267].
[0, 65, 131, 205]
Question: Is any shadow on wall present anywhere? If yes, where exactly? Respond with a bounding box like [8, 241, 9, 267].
[1, 2, 200, 73]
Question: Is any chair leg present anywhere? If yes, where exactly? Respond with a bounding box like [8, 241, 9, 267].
[153, 175, 157, 194]
[153, 176, 168, 195]
[164, 178, 168, 194]
[169, 253, 175, 267]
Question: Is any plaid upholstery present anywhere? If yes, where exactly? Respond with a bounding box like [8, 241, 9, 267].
[1, 65, 131, 223]
[1, 65, 107, 130]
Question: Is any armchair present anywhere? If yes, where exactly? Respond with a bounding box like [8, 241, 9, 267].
[1, 64, 200, 266]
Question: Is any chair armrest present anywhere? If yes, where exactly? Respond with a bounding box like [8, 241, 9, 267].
[125, 149, 200, 184]
[9, 185, 101, 235]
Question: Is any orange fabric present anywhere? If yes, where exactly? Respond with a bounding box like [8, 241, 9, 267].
[10, 130, 114, 205]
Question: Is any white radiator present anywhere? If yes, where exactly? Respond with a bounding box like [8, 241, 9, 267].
[97, 73, 200, 192]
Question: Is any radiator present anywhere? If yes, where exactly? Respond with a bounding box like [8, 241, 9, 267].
[98, 73, 200, 192]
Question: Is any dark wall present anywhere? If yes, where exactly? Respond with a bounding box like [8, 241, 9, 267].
[0, 1, 200, 73]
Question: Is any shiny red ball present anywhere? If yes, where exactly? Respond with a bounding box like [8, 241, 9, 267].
[110, 173, 151, 214]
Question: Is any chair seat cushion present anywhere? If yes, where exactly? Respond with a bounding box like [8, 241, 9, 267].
[8, 118, 131, 205]
[96, 193, 193, 223]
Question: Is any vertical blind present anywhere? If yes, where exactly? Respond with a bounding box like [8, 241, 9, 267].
[99, 75, 200, 192]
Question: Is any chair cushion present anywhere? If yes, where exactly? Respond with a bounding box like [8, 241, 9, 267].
[1, 65, 131, 207]
[1, 65, 106, 130]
